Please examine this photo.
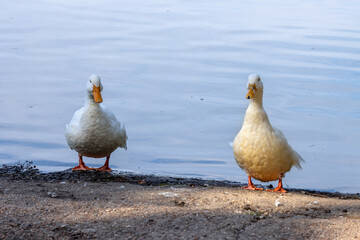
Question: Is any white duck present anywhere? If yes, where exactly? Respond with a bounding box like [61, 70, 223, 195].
[233, 74, 302, 193]
[65, 74, 127, 172]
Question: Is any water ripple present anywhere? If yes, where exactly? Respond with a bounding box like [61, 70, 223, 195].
[0, 140, 65, 149]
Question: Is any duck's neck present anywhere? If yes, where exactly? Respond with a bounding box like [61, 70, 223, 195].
[244, 90, 270, 125]
[85, 92, 100, 107]
[248, 90, 263, 109]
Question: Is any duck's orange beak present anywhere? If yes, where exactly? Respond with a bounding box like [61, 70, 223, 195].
[245, 83, 257, 99]
[92, 85, 103, 103]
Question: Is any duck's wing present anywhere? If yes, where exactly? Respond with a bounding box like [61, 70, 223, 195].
[273, 127, 286, 139]
[65, 107, 86, 149]
[101, 106, 128, 150]
[273, 127, 304, 169]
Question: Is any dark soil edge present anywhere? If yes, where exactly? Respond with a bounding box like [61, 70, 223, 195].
[1, 161, 359, 200]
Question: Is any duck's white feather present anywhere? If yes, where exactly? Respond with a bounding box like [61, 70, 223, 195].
[233, 74, 302, 182]
[65, 77, 127, 158]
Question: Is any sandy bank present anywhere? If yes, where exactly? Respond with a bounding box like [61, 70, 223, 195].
[0, 163, 359, 239]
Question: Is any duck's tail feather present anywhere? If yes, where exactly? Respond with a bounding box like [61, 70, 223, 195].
[119, 125, 128, 150]
[293, 150, 304, 169]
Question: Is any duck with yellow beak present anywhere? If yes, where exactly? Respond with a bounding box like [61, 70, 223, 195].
[233, 74, 303, 193]
[65, 74, 127, 171]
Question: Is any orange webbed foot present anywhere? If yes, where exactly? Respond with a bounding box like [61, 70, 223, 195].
[96, 155, 112, 172]
[72, 155, 95, 171]
[266, 188, 287, 193]
[95, 165, 112, 172]
[72, 164, 95, 171]
[242, 176, 263, 191]
[242, 185, 263, 191]
[266, 177, 287, 193]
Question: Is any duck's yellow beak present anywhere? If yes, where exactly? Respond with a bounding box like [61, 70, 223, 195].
[92, 85, 103, 103]
[245, 83, 257, 99]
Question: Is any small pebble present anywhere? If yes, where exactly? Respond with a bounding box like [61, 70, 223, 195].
[174, 200, 186, 207]
[243, 204, 251, 210]
[47, 192, 58, 198]
[83, 228, 96, 234]
[275, 199, 283, 207]
[313, 201, 319, 205]
[158, 192, 179, 198]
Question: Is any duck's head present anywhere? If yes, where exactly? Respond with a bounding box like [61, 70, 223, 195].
[87, 74, 103, 103]
[246, 74, 263, 99]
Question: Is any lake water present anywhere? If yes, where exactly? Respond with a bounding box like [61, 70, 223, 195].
[1, 0, 360, 193]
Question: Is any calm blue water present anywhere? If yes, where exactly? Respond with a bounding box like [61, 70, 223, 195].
[1, 0, 360, 193]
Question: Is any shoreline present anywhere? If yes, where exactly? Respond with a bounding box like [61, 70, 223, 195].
[1, 162, 359, 200]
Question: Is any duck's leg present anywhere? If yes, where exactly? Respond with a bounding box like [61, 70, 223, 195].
[96, 155, 112, 172]
[72, 154, 94, 171]
[266, 177, 287, 193]
[242, 176, 263, 191]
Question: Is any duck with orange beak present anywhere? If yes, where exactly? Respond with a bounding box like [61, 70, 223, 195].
[65, 74, 127, 171]
[233, 74, 303, 193]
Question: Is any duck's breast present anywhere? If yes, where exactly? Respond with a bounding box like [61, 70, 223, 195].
[66, 105, 125, 157]
[234, 122, 294, 182]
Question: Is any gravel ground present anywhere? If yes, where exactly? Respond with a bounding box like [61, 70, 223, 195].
[1, 162, 359, 239]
